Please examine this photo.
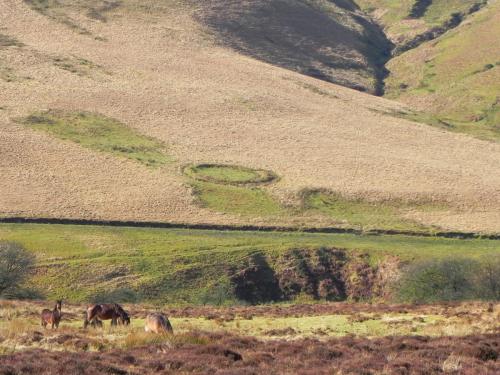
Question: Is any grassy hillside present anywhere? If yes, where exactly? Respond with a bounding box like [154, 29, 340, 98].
[356, 0, 484, 44]
[1, 0, 500, 233]
[0, 223, 498, 304]
[385, 2, 500, 141]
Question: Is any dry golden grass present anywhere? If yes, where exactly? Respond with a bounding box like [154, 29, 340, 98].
[0, 0, 500, 232]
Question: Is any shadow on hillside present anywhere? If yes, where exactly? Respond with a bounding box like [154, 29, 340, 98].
[196, 0, 392, 94]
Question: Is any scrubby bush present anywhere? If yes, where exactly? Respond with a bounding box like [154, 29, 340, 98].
[474, 258, 500, 300]
[397, 257, 500, 303]
[0, 241, 35, 298]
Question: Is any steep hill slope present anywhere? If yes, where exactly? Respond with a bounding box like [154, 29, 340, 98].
[198, 0, 392, 94]
[1, 0, 500, 233]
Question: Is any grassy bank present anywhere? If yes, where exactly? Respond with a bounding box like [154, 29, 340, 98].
[18, 111, 170, 167]
[0, 224, 498, 304]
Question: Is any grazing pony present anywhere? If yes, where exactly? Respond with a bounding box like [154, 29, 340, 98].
[41, 300, 62, 329]
[84, 303, 130, 328]
[144, 313, 173, 334]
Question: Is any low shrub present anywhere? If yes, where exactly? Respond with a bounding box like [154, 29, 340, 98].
[0, 242, 35, 298]
[397, 257, 500, 303]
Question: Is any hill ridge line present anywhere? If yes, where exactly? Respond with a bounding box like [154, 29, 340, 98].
[1, 217, 499, 240]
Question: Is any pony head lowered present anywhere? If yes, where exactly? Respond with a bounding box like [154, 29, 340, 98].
[115, 304, 130, 326]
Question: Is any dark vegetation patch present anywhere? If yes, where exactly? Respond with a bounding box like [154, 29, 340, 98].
[51, 55, 107, 76]
[0, 34, 24, 48]
[197, 0, 392, 94]
[227, 248, 400, 304]
[184, 164, 277, 185]
[229, 254, 282, 304]
[472, 63, 497, 75]
[408, 0, 433, 19]
[0, 332, 498, 374]
[275, 248, 348, 301]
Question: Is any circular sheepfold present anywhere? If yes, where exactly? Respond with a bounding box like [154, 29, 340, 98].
[184, 164, 277, 185]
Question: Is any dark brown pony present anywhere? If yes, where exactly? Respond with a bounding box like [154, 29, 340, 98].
[84, 303, 130, 328]
[41, 300, 62, 329]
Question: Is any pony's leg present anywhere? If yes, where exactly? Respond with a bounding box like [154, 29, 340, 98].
[85, 310, 96, 329]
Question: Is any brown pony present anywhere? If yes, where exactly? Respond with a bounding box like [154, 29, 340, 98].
[84, 303, 130, 328]
[144, 313, 173, 334]
[41, 300, 62, 329]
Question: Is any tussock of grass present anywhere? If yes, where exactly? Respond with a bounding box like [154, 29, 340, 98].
[121, 330, 209, 349]
[19, 110, 170, 167]
[185, 164, 277, 185]
[120, 331, 171, 349]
